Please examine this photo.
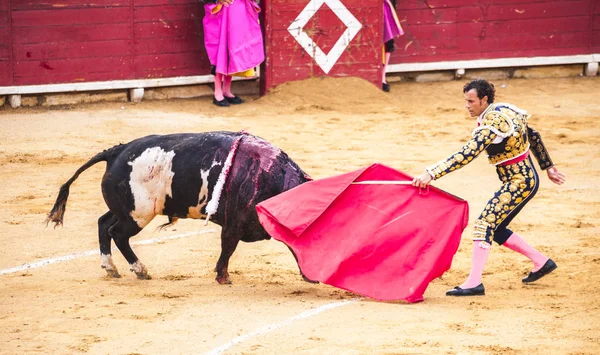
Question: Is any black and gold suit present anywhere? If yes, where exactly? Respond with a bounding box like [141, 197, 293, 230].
[426, 103, 554, 246]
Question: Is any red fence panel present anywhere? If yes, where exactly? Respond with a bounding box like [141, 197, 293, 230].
[1, 0, 598, 90]
[262, 0, 383, 93]
[392, 0, 595, 65]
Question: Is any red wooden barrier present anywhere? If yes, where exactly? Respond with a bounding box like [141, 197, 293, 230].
[2, 0, 211, 87]
[391, 0, 597, 65]
[0, 1, 598, 90]
[261, 0, 383, 93]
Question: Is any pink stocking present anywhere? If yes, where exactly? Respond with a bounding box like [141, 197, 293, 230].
[223, 75, 234, 98]
[214, 73, 224, 101]
[382, 52, 391, 84]
[459, 241, 491, 289]
[503, 233, 548, 272]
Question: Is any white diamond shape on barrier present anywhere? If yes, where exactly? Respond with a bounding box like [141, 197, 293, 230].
[288, 0, 363, 74]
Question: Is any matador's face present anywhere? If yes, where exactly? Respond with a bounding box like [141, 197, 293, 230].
[464, 89, 489, 118]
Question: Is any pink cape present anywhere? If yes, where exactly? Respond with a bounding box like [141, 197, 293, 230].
[383, 0, 404, 43]
[256, 164, 469, 303]
[203, 0, 265, 75]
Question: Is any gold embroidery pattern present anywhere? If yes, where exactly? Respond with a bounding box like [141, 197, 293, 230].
[483, 106, 532, 165]
[475, 158, 537, 244]
[480, 111, 513, 135]
[528, 127, 554, 170]
[427, 129, 493, 180]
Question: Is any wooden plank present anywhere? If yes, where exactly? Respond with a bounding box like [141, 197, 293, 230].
[270, 0, 378, 8]
[487, 1, 591, 21]
[14, 40, 132, 61]
[11, 0, 129, 11]
[0, 11, 8, 27]
[0, 61, 11, 86]
[269, 42, 380, 68]
[388, 54, 595, 71]
[455, 32, 590, 53]
[12, 8, 131, 27]
[478, 0, 582, 4]
[13, 23, 131, 44]
[0, 75, 220, 95]
[134, 66, 213, 79]
[401, 23, 457, 40]
[134, 0, 199, 5]
[270, 25, 381, 51]
[593, 15, 600, 31]
[135, 37, 205, 55]
[458, 16, 590, 36]
[273, 6, 378, 30]
[398, 8, 457, 25]
[134, 4, 204, 22]
[0, 28, 7, 48]
[593, 31, 600, 51]
[397, 0, 467, 10]
[13, 57, 133, 79]
[0, 45, 8, 60]
[270, 62, 380, 88]
[390, 49, 594, 65]
[14, 71, 134, 86]
[134, 52, 208, 73]
[135, 19, 202, 39]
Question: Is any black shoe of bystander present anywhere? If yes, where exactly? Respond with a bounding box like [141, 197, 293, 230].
[213, 97, 230, 107]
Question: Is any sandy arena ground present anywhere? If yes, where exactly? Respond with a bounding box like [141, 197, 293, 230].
[0, 76, 599, 354]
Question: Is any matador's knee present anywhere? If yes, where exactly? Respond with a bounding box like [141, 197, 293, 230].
[473, 219, 493, 249]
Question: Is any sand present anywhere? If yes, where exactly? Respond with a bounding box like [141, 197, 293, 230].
[0, 76, 599, 354]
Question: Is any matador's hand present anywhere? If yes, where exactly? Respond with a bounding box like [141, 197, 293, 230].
[547, 166, 565, 185]
[412, 172, 433, 189]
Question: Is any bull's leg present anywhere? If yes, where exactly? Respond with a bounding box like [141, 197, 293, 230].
[98, 211, 120, 278]
[286, 246, 319, 284]
[108, 218, 150, 279]
[215, 227, 241, 284]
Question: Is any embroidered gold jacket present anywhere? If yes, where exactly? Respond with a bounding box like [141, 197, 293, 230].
[426, 103, 554, 180]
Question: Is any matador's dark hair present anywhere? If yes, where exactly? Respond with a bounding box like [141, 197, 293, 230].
[463, 79, 495, 104]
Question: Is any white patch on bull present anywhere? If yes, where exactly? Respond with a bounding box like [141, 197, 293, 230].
[101, 254, 117, 271]
[128, 147, 176, 227]
[187, 159, 222, 219]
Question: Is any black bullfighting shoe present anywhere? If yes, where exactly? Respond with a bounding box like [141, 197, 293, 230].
[225, 95, 244, 104]
[522, 259, 557, 284]
[213, 97, 230, 107]
[446, 283, 485, 296]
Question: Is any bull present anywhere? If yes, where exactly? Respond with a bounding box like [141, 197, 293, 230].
[46, 131, 312, 284]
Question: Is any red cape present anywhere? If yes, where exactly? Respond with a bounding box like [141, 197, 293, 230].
[256, 164, 469, 303]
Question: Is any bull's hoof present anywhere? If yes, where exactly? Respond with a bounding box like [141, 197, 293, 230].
[216, 276, 232, 285]
[103, 268, 121, 278]
[136, 273, 152, 280]
[302, 274, 319, 284]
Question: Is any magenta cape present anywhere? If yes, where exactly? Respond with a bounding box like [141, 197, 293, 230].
[203, 0, 265, 75]
[256, 164, 469, 303]
[383, 0, 404, 43]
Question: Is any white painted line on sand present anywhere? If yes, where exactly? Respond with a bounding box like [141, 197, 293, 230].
[205, 299, 358, 355]
[0, 229, 216, 275]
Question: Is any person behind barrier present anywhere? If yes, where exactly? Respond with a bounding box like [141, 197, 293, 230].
[412, 79, 566, 296]
[202, 0, 264, 107]
[382, 0, 403, 92]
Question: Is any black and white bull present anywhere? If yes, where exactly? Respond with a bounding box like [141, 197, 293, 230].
[47, 131, 311, 284]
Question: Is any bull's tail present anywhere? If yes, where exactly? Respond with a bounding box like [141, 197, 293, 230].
[46, 144, 126, 227]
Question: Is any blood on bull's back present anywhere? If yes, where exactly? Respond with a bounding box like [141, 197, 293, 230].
[47, 131, 311, 284]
